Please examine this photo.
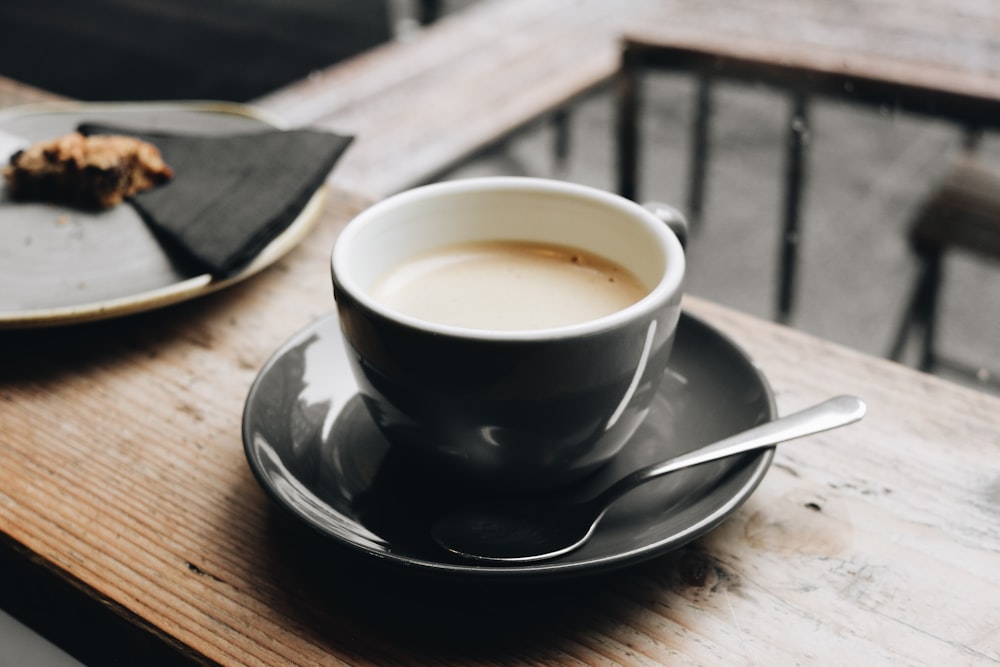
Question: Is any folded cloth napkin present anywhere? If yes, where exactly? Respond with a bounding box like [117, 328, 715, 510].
[79, 123, 352, 277]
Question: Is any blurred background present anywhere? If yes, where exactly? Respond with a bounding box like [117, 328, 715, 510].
[1, 0, 997, 398]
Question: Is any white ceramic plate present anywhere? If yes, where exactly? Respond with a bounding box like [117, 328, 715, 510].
[0, 101, 326, 328]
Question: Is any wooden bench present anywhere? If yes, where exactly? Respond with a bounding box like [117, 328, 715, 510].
[614, 27, 1000, 323]
[253, 0, 658, 200]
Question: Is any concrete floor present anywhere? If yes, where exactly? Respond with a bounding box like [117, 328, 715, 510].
[441, 73, 1000, 397]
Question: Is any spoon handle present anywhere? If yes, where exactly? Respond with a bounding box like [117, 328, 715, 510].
[598, 395, 867, 507]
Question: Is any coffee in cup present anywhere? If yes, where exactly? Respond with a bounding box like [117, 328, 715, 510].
[331, 177, 686, 493]
[368, 240, 647, 331]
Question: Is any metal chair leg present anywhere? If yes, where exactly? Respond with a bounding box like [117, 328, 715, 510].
[888, 246, 945, 370]
[417, 0, 442, 25]
[915, 250, 943, 371]
[777, 90, 810, 324]
[686, 73, 713, 230]
[552, 108, 571, 177]
[615, 46, 640, 201]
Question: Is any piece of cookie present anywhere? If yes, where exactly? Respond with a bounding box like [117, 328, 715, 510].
[3, 131, 173, 209]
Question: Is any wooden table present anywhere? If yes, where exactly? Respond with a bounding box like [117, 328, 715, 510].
[2, 174, 999, 664]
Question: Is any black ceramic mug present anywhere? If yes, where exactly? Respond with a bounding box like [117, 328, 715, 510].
[331, 178, 686, 493]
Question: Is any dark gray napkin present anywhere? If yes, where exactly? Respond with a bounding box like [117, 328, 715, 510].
[79, 123, 352, 277]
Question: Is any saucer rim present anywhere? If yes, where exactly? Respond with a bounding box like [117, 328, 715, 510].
[242, 310, 776, 579]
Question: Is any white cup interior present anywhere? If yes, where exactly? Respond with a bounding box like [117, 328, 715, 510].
[333, 178, 685, 338]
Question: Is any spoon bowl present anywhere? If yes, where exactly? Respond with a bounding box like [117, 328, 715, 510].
[432, 394, 867, 563]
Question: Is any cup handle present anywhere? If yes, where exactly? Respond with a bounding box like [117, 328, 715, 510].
[643, 202, 688, 250]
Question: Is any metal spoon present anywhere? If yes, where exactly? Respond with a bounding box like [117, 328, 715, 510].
[432, 394, 867, 564]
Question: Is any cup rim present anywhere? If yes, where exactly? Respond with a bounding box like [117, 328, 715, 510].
[331, 177, 685, 342]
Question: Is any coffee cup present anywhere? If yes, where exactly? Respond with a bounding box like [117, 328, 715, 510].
[331, 177, 686, 493]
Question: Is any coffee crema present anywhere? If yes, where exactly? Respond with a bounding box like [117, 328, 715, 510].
[368, 240, 647, 331]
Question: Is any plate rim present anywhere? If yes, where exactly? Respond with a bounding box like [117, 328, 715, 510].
[242, 309, 777, 580]
[0, 100, 326, 329]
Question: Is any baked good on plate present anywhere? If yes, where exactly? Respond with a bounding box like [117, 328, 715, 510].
[3, 131, 173, 208]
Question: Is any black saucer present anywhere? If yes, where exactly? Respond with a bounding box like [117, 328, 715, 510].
[242, 311, 776, 579]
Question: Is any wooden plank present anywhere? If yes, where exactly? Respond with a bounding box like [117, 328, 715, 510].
[254, 0, 597, 126]
[622, 28, 1000, 127]
[629, 0, 1000, 77]
[255, 0, 658, 198]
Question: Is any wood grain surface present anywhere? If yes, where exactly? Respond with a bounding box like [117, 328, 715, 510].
[2, 188, 998, 665]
